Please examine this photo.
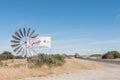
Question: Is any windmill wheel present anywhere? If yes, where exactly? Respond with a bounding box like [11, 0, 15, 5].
[11, 28, 38, 57]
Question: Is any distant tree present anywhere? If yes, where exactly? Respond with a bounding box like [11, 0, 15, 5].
[74, 53, 80, 58]
[102, 51, 120, 59]
[90, 54, 101, 57]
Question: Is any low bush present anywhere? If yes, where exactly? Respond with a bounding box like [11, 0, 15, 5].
[102, 51, 120, 59]
[29, 53, 65, 68]
[0, 51, 14, 60]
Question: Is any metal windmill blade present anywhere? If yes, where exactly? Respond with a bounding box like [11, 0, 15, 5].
[11, 40, 20, 43]
[23, 28, 26, 37]
[13, 45, 21, 52]
[27, 28, 31, 36]
[11, 43, 20, 48]
[11, 28, 38, 57]
[12, 35, 21, 41]
[29, 30, 35, 37]
[19, 29, 24, 37]
[16, 47, 23, 54]
[31, 34, 39, 38]
[15, 31, 22, 39]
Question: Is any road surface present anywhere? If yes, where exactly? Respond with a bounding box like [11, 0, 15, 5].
[80, 58, 120, 65]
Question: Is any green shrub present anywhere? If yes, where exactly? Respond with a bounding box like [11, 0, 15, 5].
[0, 51, 14, 60]
[51, 54, 65, 66]
[29, 53, 65, 68]
[102, 51, 120, 59]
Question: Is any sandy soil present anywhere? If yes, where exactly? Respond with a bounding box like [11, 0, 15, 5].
[18, 62, 120, 80]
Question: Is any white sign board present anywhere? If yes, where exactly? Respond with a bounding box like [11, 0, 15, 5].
[27, 36, 51, 48]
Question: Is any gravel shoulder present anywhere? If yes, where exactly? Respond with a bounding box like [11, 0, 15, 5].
[19, 61, 120, 80]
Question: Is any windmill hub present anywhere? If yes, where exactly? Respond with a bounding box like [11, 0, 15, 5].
[25, 41, 27, 44]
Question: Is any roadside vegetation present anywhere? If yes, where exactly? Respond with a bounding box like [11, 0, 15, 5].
[29, 54, 66, 68]
[1, 50, 120, 67]
[0, 51, 71, 68]
[102, 51, 120, 59]
[87, 51, 120, 59]
[90, 54, 102, 57]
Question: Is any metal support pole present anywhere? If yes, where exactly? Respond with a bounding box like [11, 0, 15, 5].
[25, 40, 29, 68]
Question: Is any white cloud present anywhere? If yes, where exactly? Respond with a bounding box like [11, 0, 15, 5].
[49, 38, 120, 55]
[87, 38, 120, 45]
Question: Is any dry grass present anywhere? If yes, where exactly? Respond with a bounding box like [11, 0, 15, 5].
[0, 58, 103, 80]
[110, 59, 120, 61]
[115, 58, 120, 61]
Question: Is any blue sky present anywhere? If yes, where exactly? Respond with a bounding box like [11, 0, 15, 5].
[0, 0, 120, 55]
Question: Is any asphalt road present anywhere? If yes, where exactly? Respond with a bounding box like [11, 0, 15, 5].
[81, 58, 120, 65]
